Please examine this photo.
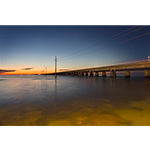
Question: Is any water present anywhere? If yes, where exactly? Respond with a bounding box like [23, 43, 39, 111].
[0, 75, 150, 126]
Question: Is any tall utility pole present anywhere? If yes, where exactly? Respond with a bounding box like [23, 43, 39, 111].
[55, 55, 57, 78]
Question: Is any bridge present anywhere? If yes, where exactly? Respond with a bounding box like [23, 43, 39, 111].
[47, 62, 150, 78]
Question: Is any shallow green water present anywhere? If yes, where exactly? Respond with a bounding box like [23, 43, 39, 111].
[0, 75, 150, 126]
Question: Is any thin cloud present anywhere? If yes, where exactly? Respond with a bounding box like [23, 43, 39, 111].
[0, 69, 16, 73]
[22, 67, 33, 70]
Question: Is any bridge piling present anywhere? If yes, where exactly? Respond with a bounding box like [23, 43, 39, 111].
[85, 72, 88, 76]
[110, 70, 116, 78]
[78, 72, 83, 77]
[75, 72, 78, 76]
[144, 70, 150, 78]
[70, 72, 74, 76]
[90, 71, 93, 77]
[95, 72, 99, 77]
[125, 71, 130, 78]
[102, 71, 106, 77]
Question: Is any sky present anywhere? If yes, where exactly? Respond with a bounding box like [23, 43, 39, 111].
[0, 25, 150, 75]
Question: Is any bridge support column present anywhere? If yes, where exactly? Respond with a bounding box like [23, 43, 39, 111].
[65, 73, 69, 76]
[110, 70, 116, 78]
[95, 72, 99, 77]
[74, 72, 78, 76]
[102, 71, 106, 77]
[90, 71, 93, 77]
[70, 72, 74, 76]
[85, 72, 88, 76]
[144, 70, 150, 78]
[125, 71, 130, 78]
[78, 72, 83, 77]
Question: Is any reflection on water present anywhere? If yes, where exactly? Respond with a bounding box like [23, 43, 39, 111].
[0, 75, 150, 126]
[55, 78, 57, 101]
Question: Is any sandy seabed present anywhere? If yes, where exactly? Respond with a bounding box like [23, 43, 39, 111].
[0, 98, 150, 126]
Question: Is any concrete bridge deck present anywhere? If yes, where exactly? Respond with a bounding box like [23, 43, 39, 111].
[47, 62, 150, 78]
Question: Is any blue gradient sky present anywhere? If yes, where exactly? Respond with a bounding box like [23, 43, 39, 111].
[0, 25, 150, 74]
